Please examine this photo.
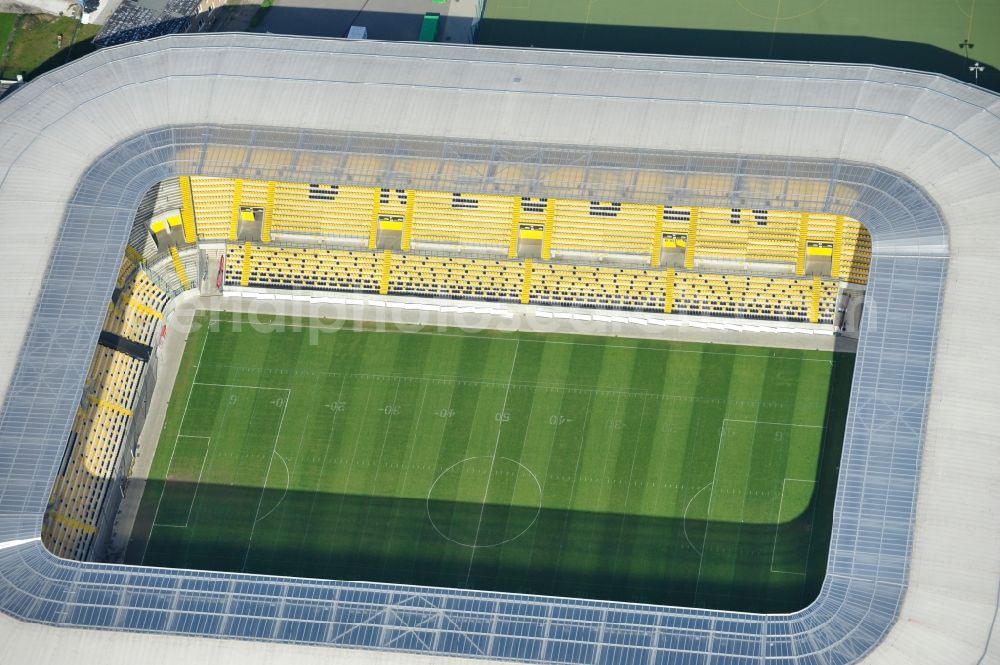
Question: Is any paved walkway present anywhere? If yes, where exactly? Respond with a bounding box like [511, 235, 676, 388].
[254, 0, 474, 42]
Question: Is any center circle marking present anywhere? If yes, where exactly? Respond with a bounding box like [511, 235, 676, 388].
[426, 456, 543, 548]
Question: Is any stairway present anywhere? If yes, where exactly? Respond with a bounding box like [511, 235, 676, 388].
[229, 179, 243, 241]
[368, 189, 381, 250]
[401, 192, 415, 251]
[542, 201, 555, 259]
[508, 199, 522, 258]
[795, 212, 809, 275]
[664, 267, 676, 313]
[179, 175, 197, 243]
[262, 182, 275, 243]
[683, 208, 699, 269]
[170, 246, 191, 290]
[651, 205, 664, 267]
[380, 249, 393, 295]
[831, 215, 844, 279]
[809, 275, 822, 323]
[240, 242, 253, 287]
[521, 258, 533, 304]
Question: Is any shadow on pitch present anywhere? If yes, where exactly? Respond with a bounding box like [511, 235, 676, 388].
[116, 472, 831, 613]
[103, 354, 853, 615]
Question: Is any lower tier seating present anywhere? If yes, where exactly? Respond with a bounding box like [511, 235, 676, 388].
[226, 244, 384, 293]
[388, 253, 522, 302]
[530, 262, 667, 310]
[102, 271, 167, 346]
[42, 268, 165, 560]
[225, 243, 840, 324]
[672, 273, 838, 324]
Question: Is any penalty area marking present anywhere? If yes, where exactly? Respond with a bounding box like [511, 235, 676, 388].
[242, 386, 291, 572]
[770, 477, 817, 576]
[151, 435, 211, 529]
[682, 481, 713, 557]
[254, 450, 291, 524]
[687, 419, 822, 588]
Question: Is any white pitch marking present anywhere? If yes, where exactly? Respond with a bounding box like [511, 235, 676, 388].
[241, 387, 291, 572]
[140, 329, 209, 565]
[152, 435, 211, 529]
[724, 418, 822, 429]
[193, 381, 289, 391]
[693, 419, 730, 596]
[207, 311, 830, 362]
[770, 477, 817, 576]
[681, 481, 714, 557]
[465, 340, 520, 582]
[254, 450, 291, 524]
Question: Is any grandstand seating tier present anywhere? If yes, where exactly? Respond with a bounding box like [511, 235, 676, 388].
[224, 242, 840, 324]
[185, 177, 871, 284]
[43, 268, 166, 561]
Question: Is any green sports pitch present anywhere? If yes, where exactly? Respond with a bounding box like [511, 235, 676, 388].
[478, 0, 1000, 93]
[124, 311, 853, 612]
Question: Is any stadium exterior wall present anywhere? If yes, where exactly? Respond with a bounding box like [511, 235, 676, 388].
[0, 35, 996, 665]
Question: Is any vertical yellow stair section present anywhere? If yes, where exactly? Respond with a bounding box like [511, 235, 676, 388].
[380, 250, 393, 295]
[240, 242, 253, 287]
[179, 176, 197, 243]
[262, 182, 275, 243]
[368, 189, 381, 250]
[795, 212, 810, 275]
[683, 208, 699, 269]
[520, 258, 533, 304]
[508, 198, 522, 258]
[664, 267, 676, 313]
[651, 205, 665, 267]
[831, 215, 845, 279]
[401, 191, 415, 251]
[809, 275, 822, 323]
[169, 246, 191, 290]
[541, 200, 555, 260]
[229, 179, 243, 241]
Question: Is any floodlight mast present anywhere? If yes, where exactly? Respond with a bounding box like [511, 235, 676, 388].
[969, 62, 985, 85]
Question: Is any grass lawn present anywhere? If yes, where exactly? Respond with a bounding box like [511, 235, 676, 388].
[124, 311, 853, 612]
[0, 14, 16, 66]
[0, 14, 100, 80]
[479, 0, 1000, 92]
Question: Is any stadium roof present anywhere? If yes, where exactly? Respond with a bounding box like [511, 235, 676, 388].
[0, 34, 997, 664]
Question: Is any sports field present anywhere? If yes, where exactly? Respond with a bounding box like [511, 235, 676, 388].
[125, 311, 853, 612]
[478, 0, 1000, 92]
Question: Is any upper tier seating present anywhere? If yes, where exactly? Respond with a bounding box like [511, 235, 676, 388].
[409, 191, 513, 250]
[548, 200, 657, 257]
[270, 182, 377, 239]
[185, 177, 872, 284]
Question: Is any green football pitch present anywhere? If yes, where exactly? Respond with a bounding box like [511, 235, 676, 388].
[124, 311, 853, 612]
[478, 0, 1000, 93]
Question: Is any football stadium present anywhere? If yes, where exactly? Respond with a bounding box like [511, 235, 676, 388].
[0, 34, 998, 665]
